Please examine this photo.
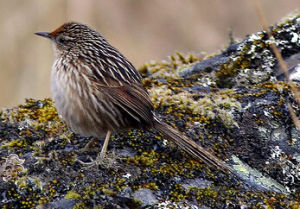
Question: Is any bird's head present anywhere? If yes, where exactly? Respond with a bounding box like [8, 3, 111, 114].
[35, 22, 105, 57]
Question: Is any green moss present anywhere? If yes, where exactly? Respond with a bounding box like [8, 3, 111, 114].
[169, 184, 187, 202]
[2, 181, 51, 208]
[195, 187, 218, 201]
[1, 139, 28, 149]
[151, 159, 203, 178]
[126, 199, 143, 209]
[143, 182, 159, 190]
[102, 188, 116, 196]
[1, 98, 65, 139]
[65, 190, 81, 200]
[81, 185, 98, 200]
[73, 202, 88, 209]
[149, 85, 241, 128]
[15, 98, 58, 122]
[38, 196, 49, 205]
[288, 201, 300, 209]
[127, 150, 160, 167]
[114, 177, 128, 192]
[93, 206, 104, 209]
[216, 60, 239, 88]
[1, 14, 300, 208]
[138, 52, 201, 79]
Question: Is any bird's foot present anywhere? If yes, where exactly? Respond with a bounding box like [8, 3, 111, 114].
[76, 152, 104, 166]
[76, 152, 116, 169]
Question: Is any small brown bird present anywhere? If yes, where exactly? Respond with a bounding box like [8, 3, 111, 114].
[35, 22, 230, 171]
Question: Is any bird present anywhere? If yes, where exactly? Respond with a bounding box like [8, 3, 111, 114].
[35, 22, 231, 172]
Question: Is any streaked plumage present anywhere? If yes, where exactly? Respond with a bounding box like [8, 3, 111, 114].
[36, 22, 231, 172]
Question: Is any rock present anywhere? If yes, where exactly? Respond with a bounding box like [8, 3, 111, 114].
[132, 188, 158, 207]
[38, 199, 76, 209]
[0, 13, 300, 209]
[181, 178, 212, 190]
[178, 54, 230, 78]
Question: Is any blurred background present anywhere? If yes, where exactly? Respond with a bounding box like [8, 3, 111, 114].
[0, 0, 299, 108]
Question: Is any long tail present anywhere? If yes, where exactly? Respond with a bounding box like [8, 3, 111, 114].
[153, 117, 232, 172]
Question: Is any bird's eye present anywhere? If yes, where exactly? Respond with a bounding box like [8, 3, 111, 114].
[57, 36, 66, 44]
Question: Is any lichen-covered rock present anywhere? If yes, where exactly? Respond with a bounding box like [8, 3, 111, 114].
[1, 13, 300, 209]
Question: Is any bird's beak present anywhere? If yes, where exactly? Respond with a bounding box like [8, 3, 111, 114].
[35, 32, 51, 39]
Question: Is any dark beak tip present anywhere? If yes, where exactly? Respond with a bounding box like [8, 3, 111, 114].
[35, 32, 50, 38]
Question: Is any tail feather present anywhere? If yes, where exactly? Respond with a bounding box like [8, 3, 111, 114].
[153, 118, 232, 172]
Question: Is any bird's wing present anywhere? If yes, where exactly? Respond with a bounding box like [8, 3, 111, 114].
[98, 84, 154, 126]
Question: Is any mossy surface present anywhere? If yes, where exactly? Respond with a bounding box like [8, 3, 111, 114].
[0, 13, 300, 209]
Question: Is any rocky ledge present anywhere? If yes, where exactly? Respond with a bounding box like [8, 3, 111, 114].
[1, 13, 300, 209]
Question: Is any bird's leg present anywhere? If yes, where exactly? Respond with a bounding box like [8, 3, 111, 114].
[81, 130, 112, 154]
[99, 130, 112, 157]
[77, 130, 112, 166]
[92, 130, 112, 165]
[100, 130, 112, 157]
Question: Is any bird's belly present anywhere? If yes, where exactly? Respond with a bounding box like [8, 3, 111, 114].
[51, 69, 107, 138]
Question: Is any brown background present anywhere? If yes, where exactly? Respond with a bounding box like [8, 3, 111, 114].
[0, 0, 299, 108]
